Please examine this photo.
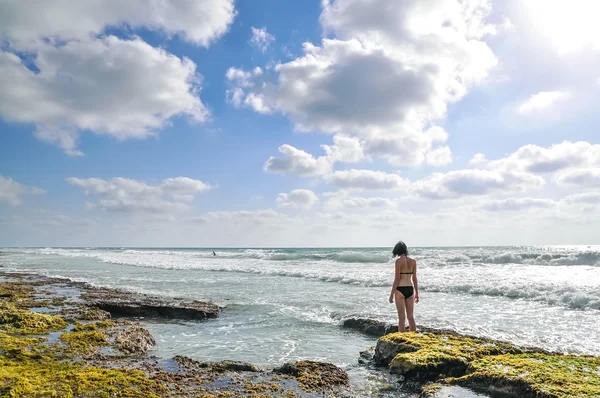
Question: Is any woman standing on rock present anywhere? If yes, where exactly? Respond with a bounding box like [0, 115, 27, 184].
[388, 241, 419, 332]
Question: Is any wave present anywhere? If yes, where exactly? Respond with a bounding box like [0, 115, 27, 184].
[425, 282, 600, 311]
[16, 246, 600, 267]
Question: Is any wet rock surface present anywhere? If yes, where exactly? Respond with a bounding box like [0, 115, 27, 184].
[341, 316, 399, 336]
[274, 360, 350, 392]
[369, 330, 600, 398]
[0, 271, 355, 397]
[82, 287, 220, 320]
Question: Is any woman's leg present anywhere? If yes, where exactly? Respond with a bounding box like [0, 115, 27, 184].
[394, 291, 407, 332]
[405, 296, 416, 332]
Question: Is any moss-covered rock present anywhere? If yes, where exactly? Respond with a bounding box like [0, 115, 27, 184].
[0, 332, 46, 361]
[451, 353, 600, 398]
[274, 360, 349, 392]
[374, 331, 600, 398]
[0, 358, 164, 398]
[59, 330, 110, 355]
[59, 305, 112, 322]
[379, 332, 521, 379]
[0, 303, 67, 335]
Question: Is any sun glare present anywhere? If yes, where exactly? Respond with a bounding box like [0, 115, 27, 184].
[526, 0, 600, 54]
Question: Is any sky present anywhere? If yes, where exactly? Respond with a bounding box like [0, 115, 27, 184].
[0, 0, 599, 247]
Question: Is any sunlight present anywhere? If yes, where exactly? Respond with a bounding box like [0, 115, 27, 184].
[525, 0, 600, 53]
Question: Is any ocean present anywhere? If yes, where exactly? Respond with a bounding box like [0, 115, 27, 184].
[1, 246, 599, 394]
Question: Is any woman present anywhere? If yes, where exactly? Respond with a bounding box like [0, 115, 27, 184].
[388, 241, 419, 332]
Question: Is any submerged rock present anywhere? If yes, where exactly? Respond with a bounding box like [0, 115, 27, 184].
[82, 287, 220, 320]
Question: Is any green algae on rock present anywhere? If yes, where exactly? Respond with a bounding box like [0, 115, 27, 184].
[274, 361, 349, 392]
[451, 353, 600, 398]
[0, 359, 165, 398]
[0, 304, 67, 335]
[59, 330, 110, 355]
[374, 331, 600, 398]
[378, 332, 521, 379]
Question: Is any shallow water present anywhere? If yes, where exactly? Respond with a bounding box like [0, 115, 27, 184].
[2, 246, 599, 395]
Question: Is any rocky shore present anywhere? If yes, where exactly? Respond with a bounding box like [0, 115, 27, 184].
[341, 317, 600, 397]
[0, 271, 351, 397]
[2, 271, 599, 397]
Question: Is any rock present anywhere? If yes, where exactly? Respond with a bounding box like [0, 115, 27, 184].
[368, 331, 600, 397]
[82, 288, 220, 320]
[274, 360, 349, 392]
[340, 317, 398, 337]
[173, 355, 262, 372]
[111, 322, 155, 355]
[373, 336, 419, 367]
[358, 346, 375, 364]
[376, 332, 521, 379]
[60, 305, 111, 322]
[452, 353, 600, 398]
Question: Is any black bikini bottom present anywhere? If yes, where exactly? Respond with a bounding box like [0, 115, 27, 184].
[396, 286, 414, 298]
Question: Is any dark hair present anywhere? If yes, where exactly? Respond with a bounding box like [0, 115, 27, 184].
[392, 241, 408, 257]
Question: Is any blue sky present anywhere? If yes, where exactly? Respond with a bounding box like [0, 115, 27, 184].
[1, 0, 599, 247]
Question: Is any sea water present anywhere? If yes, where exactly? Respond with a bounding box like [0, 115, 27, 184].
[2, 246, 600, 395]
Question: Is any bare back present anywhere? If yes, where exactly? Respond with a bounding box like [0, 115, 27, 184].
[397, 257, 416, 287]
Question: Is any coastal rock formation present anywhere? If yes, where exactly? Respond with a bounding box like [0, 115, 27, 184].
[109, 321, 156, 355]
[340, 316, 398, 336]
[82, 287, 220, 320]
[274, 360, 349, 392]
[0, 272, 355, 397]
[173, 355, 263, 372]
[371, 331, 600, 397]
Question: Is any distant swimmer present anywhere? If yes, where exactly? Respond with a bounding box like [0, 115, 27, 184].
[212, 251, 216, 256]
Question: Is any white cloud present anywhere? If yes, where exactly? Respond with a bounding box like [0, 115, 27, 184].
[517, 91, 568, 114]
[556, 168, 600, 187]
[469, 153, 487, 165]
[0, 0, 236, 47]
[0, 36, 208, 155]
[32, 214, 95, 228]
[490, 141, 600, 174]
[249, 27, 275, 52]
[321, 135, 365, 163]
[264, 145, 333, 176]
[325, 169, 409, 190]
[192, 209, 289, 225]
[276, 189, 320, 209]
[562, 192, 600, 205]
[228, 0, 498, 168]
[414, 169, 544, 199]
[361, 126, 450, 167]
[426, 146, 452, 167]
[482, 197, 556, 211]
[243, 93, 272, 114]
[324, 195, 397, 210]
[0, 176, 45, 206]
[161, 177, 212, 197]
[524, 0, 600, 54]
[0, 1, 236, 155]
[67, 176, 211, 213]
[225, 66, 262, 88]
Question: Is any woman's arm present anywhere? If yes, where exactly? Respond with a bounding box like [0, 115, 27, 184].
[412, 260, 419, 303]
[389, 257, 403, 303]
